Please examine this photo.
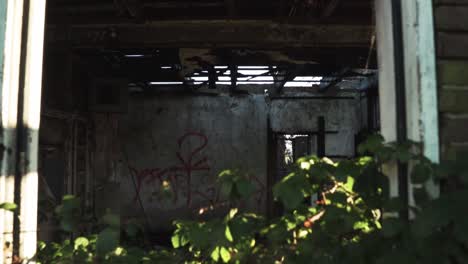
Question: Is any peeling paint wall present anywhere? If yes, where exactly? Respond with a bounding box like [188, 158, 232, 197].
[270, 99, 361, 156]
[99, 92, 364, 231]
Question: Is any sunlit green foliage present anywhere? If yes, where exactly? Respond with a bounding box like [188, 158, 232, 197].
[34, 135, 468, 263]
[0, 202, 17, 211]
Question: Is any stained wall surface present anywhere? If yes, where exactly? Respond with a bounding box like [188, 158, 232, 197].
[101, 92, 364, 231]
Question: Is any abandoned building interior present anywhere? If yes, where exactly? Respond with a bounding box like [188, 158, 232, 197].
[36, 0, 379, 240]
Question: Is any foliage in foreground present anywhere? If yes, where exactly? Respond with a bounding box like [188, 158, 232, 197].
[28, 136, 468, 263]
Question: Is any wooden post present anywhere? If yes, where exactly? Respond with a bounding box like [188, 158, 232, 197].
[375, 0, 440, 210]
[17, 0, 47, 261]
[0, 0, 46, 263]
[0, 1, 26, 263]
[375, 0, 400, 201]
[400, 0, 440, 199]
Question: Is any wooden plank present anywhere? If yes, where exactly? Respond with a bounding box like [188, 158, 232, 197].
[438, 60, 468, 85]
[435, 6, 468, 31]
[439, 90, 468, 113]
[441, 143, 468, 161]
[46, 20, 373, 48]
[437, 32, 468, 58]
[440, 114, 468, 143]
[434, 0, 468, 5]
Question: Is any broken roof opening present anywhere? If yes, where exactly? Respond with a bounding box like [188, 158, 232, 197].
[136, 63, 375, 92]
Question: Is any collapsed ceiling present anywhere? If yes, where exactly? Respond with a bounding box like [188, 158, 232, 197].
[45, 0, 376, 93]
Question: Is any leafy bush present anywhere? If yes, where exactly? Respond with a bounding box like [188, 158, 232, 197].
[31, 135, 468, 263]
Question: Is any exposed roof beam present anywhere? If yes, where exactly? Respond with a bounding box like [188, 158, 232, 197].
[320, 0, 341, 18]
[46, 20, 372, 49]
[48, 1, 225, 13]
[225, 0, 237, 17]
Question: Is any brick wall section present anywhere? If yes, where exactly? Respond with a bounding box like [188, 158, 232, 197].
[434, 0, 468, 159]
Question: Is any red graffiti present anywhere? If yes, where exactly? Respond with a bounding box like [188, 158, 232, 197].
[176, 132, 210, 206]
[129, 132, 267, 210]
[129, 132, 211, 207]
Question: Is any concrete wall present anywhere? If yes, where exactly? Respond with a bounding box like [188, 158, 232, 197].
[118, 94, 267, 230]
[270, 99, 361, 156]
[102, 92, 364, 231]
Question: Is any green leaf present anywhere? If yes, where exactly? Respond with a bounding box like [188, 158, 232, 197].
[220, 247, 231, 263]
[37, 241, 46, 251]
[273, 172, 308, 210]
[96, 228, 119, 255]
[344, 176, 355, 192]
[211, 246, 220, 262]
[357, 134, 384, 154]
[228, 208, 238, 220]
[353, 221, 370, 231]
[219, 170, 235, 179]
[74, 237, 89, 250]
[335, 161, 358, 182]
[62, 194, 76, 201]
[264, 221, 290, 243]
[236, 179, 254, 198]
[55, 195, 81, 232]
[225, 225, 234, 242]
[393, 144, 412, 162]
[0, 202, 17, 212]
[376, 146, 395, 161]
[328, 192, 348, 206]
[171, 234, 181, 248]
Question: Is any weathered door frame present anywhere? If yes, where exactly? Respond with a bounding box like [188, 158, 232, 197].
[375, 0, 440, 210]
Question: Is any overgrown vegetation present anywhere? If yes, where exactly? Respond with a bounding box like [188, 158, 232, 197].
[3, 135, 468, 263]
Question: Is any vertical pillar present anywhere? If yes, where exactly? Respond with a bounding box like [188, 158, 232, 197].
[0, 0, 46, 263]
[229, 64, 237, 93]
[375, 0, 399, 200]
[375, 0, 440, 210]
[17, 0, 47, 260]
[208, 65, 216, 90]
[0, 8, 7, 261]
[401, 0, 440, 199]
[1, 1, 26, 263]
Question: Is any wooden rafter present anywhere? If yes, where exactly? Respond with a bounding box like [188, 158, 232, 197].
[47, 21, 373, 49]
[320, 0, 341, 18]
